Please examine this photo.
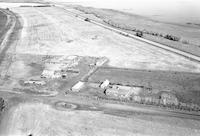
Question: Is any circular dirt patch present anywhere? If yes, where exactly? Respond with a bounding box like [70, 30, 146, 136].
[55, 101, 78, 111]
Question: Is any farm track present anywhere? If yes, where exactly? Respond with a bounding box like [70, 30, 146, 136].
[0, 85, 200, 121]
[52, 99, 200, 121]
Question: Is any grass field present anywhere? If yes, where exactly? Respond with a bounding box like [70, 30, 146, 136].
[74, 6, 200, 57]
[1, 102, 200, 136]
[7, 7, 200, 73]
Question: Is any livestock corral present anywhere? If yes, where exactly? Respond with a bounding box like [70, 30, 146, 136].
[1, 53, 108, 96]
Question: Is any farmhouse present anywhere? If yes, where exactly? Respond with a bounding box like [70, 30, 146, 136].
[105, 85, 142, 98]
[100, 79, 110, 89]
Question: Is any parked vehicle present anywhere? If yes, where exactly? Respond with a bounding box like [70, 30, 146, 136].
[84, 18, 90, 22]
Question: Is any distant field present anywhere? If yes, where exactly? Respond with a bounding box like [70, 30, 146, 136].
[74, 6, 200, 57]
[0, 0, 44, 2]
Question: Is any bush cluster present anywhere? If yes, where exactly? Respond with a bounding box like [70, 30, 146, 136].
[136, 31, 143, 37]
[0, 98, 5, 111]
[164, 34, 180, 41]
[131, 95, 200, 112]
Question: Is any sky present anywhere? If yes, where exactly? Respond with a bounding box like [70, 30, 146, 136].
[51, 0, 200, 11]
[49, 0, 200, 23]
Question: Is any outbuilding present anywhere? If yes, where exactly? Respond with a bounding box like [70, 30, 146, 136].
[71, 81, 85, 92]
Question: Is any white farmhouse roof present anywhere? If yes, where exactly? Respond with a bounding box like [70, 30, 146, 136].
[100, 79, 110, 89]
